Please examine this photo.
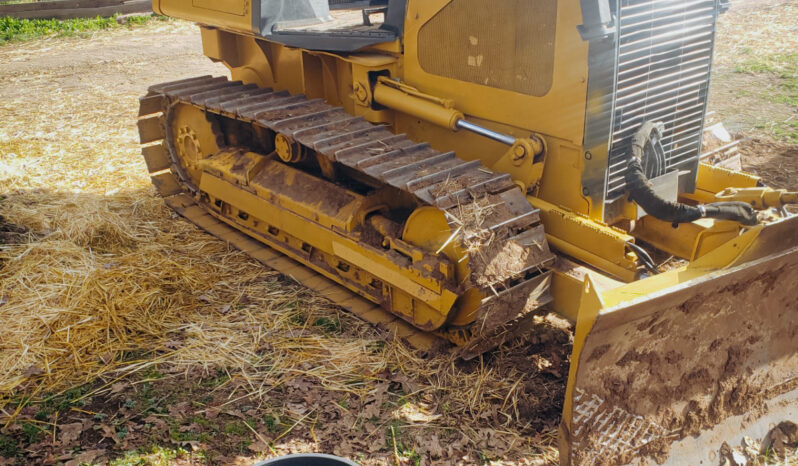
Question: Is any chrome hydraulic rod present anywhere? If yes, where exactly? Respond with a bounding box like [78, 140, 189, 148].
[455, 119, 516, 146]
[373, 77, 517, 146]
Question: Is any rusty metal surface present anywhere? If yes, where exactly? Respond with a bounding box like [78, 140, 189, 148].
[562, 236, 798, 465]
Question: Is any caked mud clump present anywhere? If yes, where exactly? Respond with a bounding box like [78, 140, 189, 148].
[450, 194, 553, 288]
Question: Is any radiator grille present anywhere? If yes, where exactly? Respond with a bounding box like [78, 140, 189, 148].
[605, 0, 718, 199]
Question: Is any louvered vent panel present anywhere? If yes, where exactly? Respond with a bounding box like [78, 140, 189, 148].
[605, 0, 718, 199]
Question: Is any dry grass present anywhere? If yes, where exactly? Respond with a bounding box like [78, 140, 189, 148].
[713, 0, 798, 68]
[710, 0, 798, 141]
[0, 23, 563, 464]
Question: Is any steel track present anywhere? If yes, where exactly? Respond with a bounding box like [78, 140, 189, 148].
[137, 76, 554, 354]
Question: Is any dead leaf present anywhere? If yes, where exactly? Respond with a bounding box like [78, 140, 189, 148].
[248, 440, 270, 453]
[446, 434, 469, 458]
[25, 440, 50, 458]
[359, 401, 380, 420]
[41, 453, 60, 465]
[110, 382, 126, 394]
[218, 304, 231, 314]
[179, 423, 201, 433]
[285, 377, 315, 397]
[222, 409, 246, 420]
[58, 422, 84, 445]
[22, 365, 43, 377]
[168, 401, 190, 417]
[367, 432, 387, 453]
[182, 440, 202, 451]
[333, 444, 353, 457]
[391, 373, 421, 394]
[143, 415, 168, 431]
[416, 433, 445, 458]
[99, 424, 119, 444]
[65, 449, 105, 466]
[486, 430, 510, 452]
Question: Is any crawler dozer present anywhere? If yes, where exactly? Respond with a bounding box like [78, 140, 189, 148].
[137, 0, 798, 463]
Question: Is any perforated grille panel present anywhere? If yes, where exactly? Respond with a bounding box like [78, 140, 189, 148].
[418, 0, 557, 97]
[605, 0, 718, 199]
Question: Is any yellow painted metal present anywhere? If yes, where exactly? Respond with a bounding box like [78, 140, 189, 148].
[274, 133, 304, 163]
[561, 215, 798, 464]
[376, 76, 457, 110]
[633, 216, 742, 261]
[697, 162, 761, 193]
[161, 1, 597, 231]
[196, 149, 461, 331]
[683, 162, 762, 204]
[402, 0, 589, 146]
[371, 77, 551, 192]
[535, 141, 593, 214]
[150, 0, 795, 319]
[168, 103, 221, 186]
[400, 206, 483, 327]
[171, 1, 593, 210]
[153, 0, 252, 33]
[490, 138, 546, 191]
[549, 258, 625, 323]
[549, 271, 584, 323]
[200, 148, 266, 185]
[527, 197, 638, 282]
[373, 78, 464, 130]
[559, 274, 603, 464]
[595, 225, 766, 310]
[714, 187, 798, 209]
[400, 0, 595, 218]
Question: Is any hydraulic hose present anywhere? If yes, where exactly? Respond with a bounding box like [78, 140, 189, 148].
[625, 123, 758, 227]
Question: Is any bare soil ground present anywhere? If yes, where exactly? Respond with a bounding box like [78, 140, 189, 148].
[709, 0, 798, 178]
[0, 1, 796, 465]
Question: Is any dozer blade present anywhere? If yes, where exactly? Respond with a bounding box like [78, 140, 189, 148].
[560, 215, 798, 465]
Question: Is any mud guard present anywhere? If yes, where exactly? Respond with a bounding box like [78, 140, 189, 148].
[560, 215, 798, 464]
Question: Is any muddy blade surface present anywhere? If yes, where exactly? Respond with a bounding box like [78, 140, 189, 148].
[562, 221, 798, 465]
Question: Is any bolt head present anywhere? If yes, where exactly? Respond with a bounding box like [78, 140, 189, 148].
[354, 83, 369, 104]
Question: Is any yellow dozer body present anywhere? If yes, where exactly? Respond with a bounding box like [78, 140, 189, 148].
[137, 0, 798, 463]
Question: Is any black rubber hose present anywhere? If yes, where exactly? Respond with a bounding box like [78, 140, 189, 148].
[625, 158, 758, 226]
